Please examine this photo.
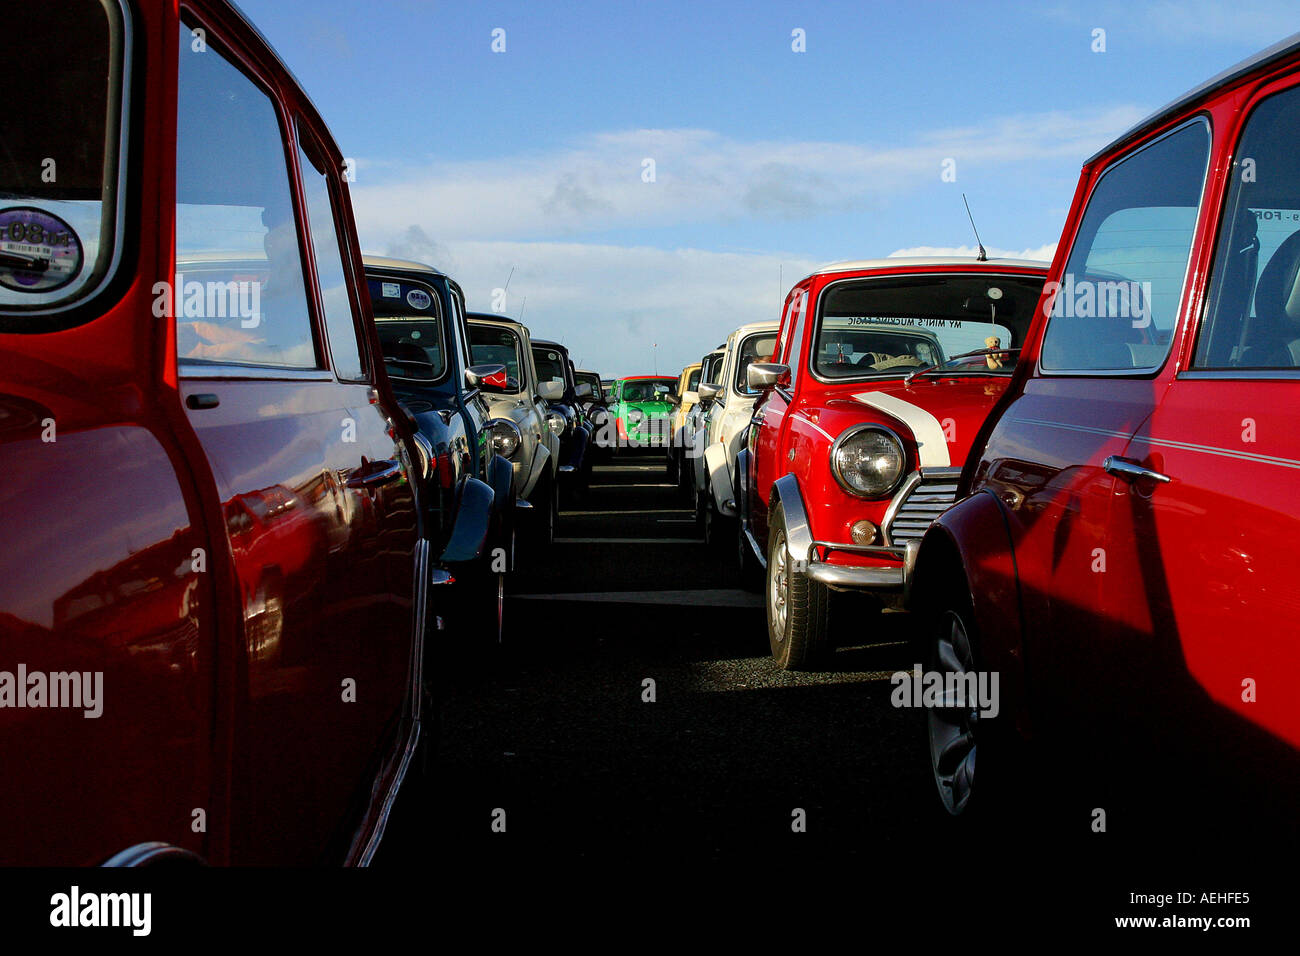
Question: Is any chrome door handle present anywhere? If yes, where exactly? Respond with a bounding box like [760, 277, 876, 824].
[346, 459, 405, 489]
[1103, 455, 1170, 485]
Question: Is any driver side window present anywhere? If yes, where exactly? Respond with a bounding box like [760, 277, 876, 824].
[1194, 84, 1300, 370]
[1041, 119, 1210, 373]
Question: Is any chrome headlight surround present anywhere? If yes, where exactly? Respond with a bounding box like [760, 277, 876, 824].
[829, 424, 907, 499]
[411, 431, 434, 483]
[545, 410, 567, 437]
[487, 417, 523, 458]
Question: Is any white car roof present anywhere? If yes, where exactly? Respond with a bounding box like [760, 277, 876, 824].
[805, 256, 1049, 282]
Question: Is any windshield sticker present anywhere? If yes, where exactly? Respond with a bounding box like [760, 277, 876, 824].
[825, 315, 968, 330]
[381, 282, 400, 298]
[0, 207, 84, 293]
[406, 288, 432, 310]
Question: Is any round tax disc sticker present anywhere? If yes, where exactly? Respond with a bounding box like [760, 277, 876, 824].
[0, 207, 84, 293]
[406, 288, 432, 310]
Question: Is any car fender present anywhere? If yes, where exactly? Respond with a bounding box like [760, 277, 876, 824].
[704, 441, 732, 515]
[487, 453, 516, 563]
[734, 447, 753, 530]
[768, 473, 813, 574]
[910, 489, 1027, 731]
[438, 476, 495, 564]
[522, 441, 553, 500]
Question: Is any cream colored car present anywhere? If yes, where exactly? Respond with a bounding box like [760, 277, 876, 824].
[694, 321, 779, 544]
[467, 312, 564, 545]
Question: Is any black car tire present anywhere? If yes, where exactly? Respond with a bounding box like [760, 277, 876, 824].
[766, 500, 832, 670]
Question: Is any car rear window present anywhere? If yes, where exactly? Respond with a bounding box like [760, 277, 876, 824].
[814, 274, 1044, 380]
[0, 1, 128, 321]
[622, 379, 675, 401]
[734, 333, 778, 394]
[533, 347, 568, 387]
[470, 324, 523, 387]
[369, 276, 447, 381]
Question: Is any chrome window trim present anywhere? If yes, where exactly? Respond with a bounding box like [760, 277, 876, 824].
[178, 363, 335, 381]
[1037, 115, 1213, 379]
[368, 269, 453, 387]
[1177, 368, 1300, 380]
[1, 0, 133, 320]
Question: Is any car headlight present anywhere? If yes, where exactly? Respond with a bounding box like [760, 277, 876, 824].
[830, 425, 906, 498]
[487, 418, 523, 458]
[546, 410, 567, 436]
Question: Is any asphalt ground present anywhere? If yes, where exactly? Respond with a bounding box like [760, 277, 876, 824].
[377, 453, 1289, 921]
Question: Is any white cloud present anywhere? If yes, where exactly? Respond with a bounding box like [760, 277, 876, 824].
[351, 106, 1143, 245]
[887, 243, 1058, 262]
[373, 237, 818, 378]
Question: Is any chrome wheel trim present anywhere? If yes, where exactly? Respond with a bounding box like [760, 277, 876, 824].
[769, 529, 789, 640]
[927, 610, 978, 815]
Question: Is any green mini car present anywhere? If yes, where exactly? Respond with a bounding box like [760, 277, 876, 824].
[612, 375, 678, 448]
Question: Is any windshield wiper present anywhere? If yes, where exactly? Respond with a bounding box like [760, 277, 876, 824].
[904, 347, 1020, 385]
[0, 251, 48, 272]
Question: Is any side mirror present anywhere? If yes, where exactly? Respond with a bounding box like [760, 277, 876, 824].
[666, 392, 681, 405]
[467, 363, 510, 393]
[575, 382, 593, 398]
[682, 390, 700, 404]
[538, 380, 565, 402]
[747, 363, 790, 390]
[697, 382, 722, 403]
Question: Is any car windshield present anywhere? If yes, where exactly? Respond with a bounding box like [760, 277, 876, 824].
[532, 346, 568, 389]
[622, 379, 675, 402]
[369, 277, 446, 381]
[686, 367, 701, 391]
[734, 333, 778, 395]
[0, 2, 126, 318]
[576, 372, 602, 395]
[814, 273, 1044, 379]
[470, 324, 523, 386]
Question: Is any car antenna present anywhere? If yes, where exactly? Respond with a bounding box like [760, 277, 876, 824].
[963, 193, 987, 262]
[518, 296, 527, 321]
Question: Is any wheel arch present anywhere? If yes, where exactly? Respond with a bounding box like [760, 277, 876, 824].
[911, 489, 1028, 729]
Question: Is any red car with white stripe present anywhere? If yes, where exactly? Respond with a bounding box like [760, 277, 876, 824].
[736, 258, 1048, 669]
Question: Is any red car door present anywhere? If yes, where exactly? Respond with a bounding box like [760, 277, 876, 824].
[752, 285, 809, 541]
[1117, 79, 1300, 755]
[991, 117, 1212, 728]
[172, 13, 416, 863]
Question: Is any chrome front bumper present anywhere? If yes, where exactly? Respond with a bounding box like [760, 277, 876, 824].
[807, 538, 920, 599]
[767, 474, 924, 604]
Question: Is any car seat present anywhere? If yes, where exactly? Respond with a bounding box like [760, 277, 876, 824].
[1239, 229, 1300, 367]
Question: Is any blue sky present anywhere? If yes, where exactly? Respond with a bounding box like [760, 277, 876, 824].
[242, 0, 1297, 375]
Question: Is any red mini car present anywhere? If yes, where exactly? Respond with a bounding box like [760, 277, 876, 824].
[910, 34, 1300, 827]
[738, 258, 1048, 668]
[0, 1, 432, 864]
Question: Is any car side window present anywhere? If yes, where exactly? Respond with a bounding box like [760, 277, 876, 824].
[175, 22, 317, 370]
[1040, 119, 1210, 373]
[785, 291, 809, 390]
[1194, 85, 1300, 370]
[449, 287, 472, 375]
[297, 130, 366, 381]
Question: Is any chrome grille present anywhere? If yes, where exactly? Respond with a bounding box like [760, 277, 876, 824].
[886, 469, 961, 544]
